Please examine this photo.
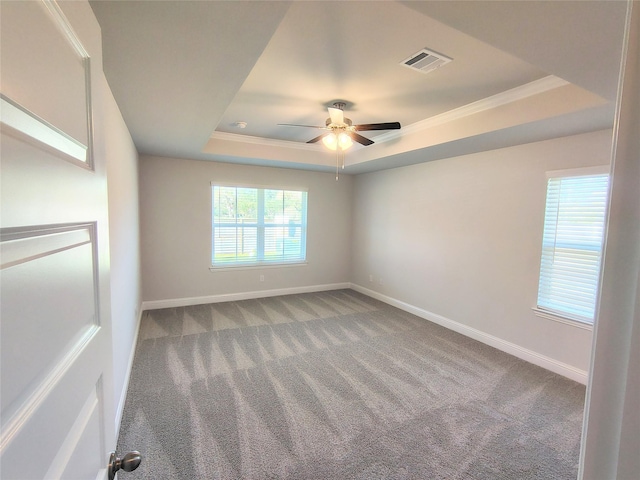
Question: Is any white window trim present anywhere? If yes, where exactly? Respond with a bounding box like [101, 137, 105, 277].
[209, 180, 308, 192]
[209, 262, 308, 273]
[545, 165, 609, 179]
[531, 307, 594, 331]
[534, 165, 610, 326]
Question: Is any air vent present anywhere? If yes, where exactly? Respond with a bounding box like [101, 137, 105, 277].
[401, 48, 452, 74]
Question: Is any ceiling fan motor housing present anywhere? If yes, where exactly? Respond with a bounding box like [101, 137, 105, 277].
[326, 117, 353, 127]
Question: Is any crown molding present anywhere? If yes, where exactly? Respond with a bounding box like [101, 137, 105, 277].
[372, 75, 570, 144]
[208, 131, 321, 152]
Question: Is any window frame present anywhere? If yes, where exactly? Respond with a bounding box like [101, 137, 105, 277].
[533, 166, 610, 327]
[210, 183, 308, 269]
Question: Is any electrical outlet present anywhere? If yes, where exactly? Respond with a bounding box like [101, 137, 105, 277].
[369, 274, 373, 282]
[260, 275, 265, 282]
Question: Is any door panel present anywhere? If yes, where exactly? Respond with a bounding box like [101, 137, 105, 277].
[1, 225, 98, 419]
[1, 346, 105, 479]
[50, 385, 104, 480]
[0, 0, 92, 159]
[0, 1, 114, 479]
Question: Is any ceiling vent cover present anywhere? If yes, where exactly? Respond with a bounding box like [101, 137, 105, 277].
[401, 48, 452, 74]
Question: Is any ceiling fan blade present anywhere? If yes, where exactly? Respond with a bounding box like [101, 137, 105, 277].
[328, 107, 344, 125]
[348, 131, 374, 146]
[354, 122, 401, 131]
[278, 123, 326, 129]
[307, 133, 328, 144]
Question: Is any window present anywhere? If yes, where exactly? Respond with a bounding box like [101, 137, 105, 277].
[211, 185, 307, 267]
[536, 169, 609, 324]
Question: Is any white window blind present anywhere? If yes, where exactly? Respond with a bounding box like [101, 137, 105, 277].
[212, 185, 307, 267]
[537, 172, 609, 323]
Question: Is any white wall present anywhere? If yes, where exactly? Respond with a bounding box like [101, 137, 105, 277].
[101, 78, 141, 429]
[351, 129, 612, 378]
[139, 156, 352, 305]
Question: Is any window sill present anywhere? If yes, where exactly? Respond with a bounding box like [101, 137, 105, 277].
[209, 262, 308, 272]
[532, 307, 594, 331]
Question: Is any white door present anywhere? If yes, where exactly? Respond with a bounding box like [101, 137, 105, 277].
[1, 1, 116, 478]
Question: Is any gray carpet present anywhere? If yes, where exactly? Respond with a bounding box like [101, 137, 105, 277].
[117, 289, 585, 479]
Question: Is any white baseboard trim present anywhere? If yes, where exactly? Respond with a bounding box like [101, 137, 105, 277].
[350, 283, 588, 385]
[114, 303, 143, 435]
[141, 282, 352, 311]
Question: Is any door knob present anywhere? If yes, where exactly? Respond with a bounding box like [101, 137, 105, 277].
[108, 451, 142, 480]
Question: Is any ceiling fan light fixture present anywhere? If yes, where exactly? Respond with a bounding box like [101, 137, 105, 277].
[338, 132, 353, 150]
[322, 132, 338, 150]
[322, 132, 353, 150]
[322, 131, 353, 151]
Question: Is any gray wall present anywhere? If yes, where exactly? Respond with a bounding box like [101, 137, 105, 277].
[351, 129, 612, 375]
[139, 156, 353, 304]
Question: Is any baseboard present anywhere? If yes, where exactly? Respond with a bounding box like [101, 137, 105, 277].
[141, 282, 352, 311]
[114, 303, 143, 435]
[350, 283, 588, 385]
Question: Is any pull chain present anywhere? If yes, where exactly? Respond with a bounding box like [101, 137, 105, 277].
[335, 149, 346, 180]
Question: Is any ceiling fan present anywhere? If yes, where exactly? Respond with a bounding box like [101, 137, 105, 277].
[279, 102, 401, 179]
[279, 101, 401, 150]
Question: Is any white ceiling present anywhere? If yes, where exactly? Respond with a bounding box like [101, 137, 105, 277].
[89, 0, 628, 174]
